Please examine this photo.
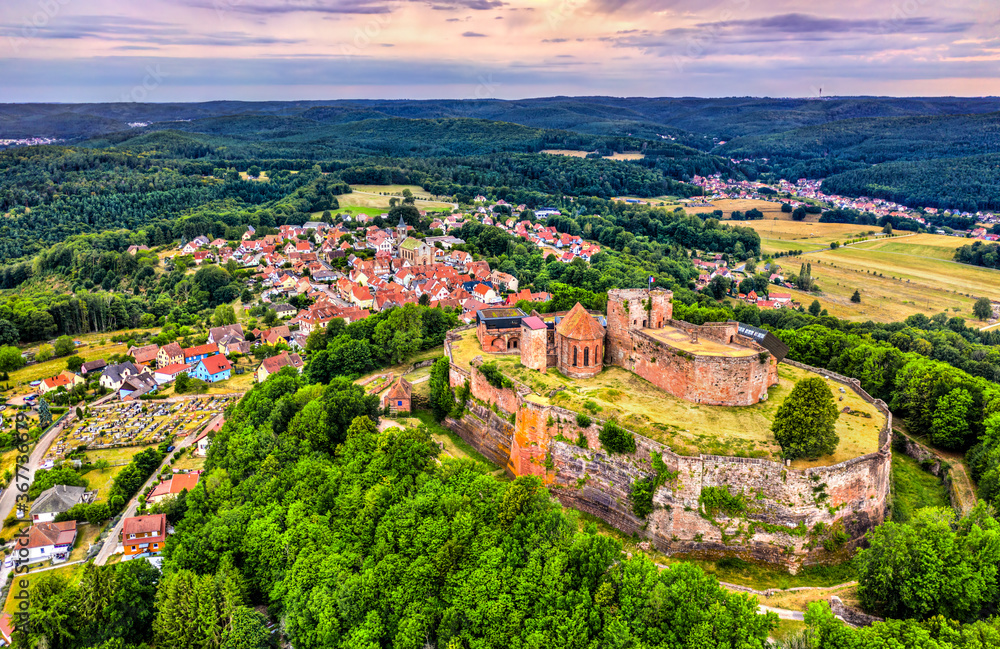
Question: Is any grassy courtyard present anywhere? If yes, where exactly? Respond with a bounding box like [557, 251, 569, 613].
[450, 327, 884, 467]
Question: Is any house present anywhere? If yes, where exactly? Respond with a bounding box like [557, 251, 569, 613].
[255, 351, 304, 383]
[148, 474, 200, 505]
[121, 514, 167, 559]
[125, 245, 149, 255]
[157, 342, 184, 368]
[31, 485, 87, 523]
[382, 377, 412, 415]
[770, 292, 793, 303]
[350, 284, 375, 309]
[39, 371, 83, 394]
[183, 344, 218, 364]
[273, 303, 297, 318]
[153, 363, 191, 385]
[208, 324, 244, 345]
[193, 429, 211, 456]
[490, 270, 519, 292]
[25, 521, 77, 564]
[189, 355, 232, 383]
[119, 373, 158, 400]
[127, 344, 159, 366]
[80, 359, 107, 375]
[100, 361, 139, 391]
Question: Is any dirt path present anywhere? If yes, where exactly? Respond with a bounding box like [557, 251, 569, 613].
[895, 427, 978, 515]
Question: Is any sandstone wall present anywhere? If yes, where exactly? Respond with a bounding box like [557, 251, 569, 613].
[445, 331, 892, 570]
[627, 330, 776, 406]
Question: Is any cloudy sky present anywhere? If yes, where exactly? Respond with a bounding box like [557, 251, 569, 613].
[1, 0, 998, 101]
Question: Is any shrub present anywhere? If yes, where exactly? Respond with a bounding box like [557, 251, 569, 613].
[630, 478, 655, 518]
[575, 413, 592, 428]
[699, 486, 747, 519]
[599, 419, 635, 454]
[479, 362, 512, 390]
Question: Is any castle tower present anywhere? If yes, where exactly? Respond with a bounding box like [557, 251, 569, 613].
[555, 303, 605, 379]
[649, 288, 674, 329]
[606, 288, 648, 366]
[519, 316, 549, 372]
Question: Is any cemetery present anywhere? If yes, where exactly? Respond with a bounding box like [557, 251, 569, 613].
[42, 395, 238, 466]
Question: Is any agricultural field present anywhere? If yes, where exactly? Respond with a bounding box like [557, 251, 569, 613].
[712, 199, 797, 222]
[784, 233, 1000, 323]
[340, 185, 455, 211]
[728, 218, 883, 255]
[541, 149, 645, 161]
[449, 328, 883, 468]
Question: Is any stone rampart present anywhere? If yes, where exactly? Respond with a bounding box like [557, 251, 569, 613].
[444, 332, 892, 570]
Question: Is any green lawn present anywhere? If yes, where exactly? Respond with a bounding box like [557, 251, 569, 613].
[412, 410, 499, 472]
[891, 451, 950, 522]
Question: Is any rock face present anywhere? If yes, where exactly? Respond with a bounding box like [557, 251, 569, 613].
[444, 328, 892, 570]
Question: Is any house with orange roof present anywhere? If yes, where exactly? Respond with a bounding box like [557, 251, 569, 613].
[148, 474, 200, 505]
[350, 284, 374, 309]
[39, 371, 83, 394]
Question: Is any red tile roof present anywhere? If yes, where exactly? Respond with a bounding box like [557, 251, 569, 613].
[27, 521, 77, 549]
[123, 513, 166, 537]
[556, 303, 605, 341]
[149, 474, 200, 500]
[200, 355, 232, 375]
[521, 316, 547, 330]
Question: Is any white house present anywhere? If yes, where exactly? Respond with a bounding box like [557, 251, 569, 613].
[31, 485, 87, 523]
[24, 521, 77, 565]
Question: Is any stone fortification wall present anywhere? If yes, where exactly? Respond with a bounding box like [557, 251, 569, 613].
[445, 335, 892, 569]
[626, 329, 776, 406]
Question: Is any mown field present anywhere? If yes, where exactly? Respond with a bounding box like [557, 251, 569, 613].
[783, 233, 999, 323]
[341, 185, 455, 211]
[728, 217, 883, 255]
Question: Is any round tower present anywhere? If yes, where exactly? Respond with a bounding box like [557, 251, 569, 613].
[555, 303, 605, 379]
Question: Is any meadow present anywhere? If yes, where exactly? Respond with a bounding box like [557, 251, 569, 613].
[341, 185, 455, 211]
[784, 233, 1000, 323]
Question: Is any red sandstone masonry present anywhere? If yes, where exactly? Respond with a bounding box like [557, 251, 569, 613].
[445, 334, 891, 570]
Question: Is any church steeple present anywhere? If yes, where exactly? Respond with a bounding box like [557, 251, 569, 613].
[396, 213, 407, 244]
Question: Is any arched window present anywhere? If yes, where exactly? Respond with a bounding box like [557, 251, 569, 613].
[595, 345, 601, 364]
[583, 346, 589, 367]
[643, 320, 647, 327]
[573, 346, 578, 366]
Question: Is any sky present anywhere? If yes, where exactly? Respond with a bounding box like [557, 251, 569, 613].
[1, 0, 998, 102]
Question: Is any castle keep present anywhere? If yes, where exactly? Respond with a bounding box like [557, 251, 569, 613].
[477, 288, 787, 407]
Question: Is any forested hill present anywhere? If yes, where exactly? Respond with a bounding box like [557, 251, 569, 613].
[5, 96, 1000, 141]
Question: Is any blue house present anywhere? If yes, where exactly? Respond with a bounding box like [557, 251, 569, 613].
[189, 355, 232, 383]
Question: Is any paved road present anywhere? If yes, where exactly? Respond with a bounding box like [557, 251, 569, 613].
[759, 604, 804, 621]
[93, 432, 196, 566]
[0, 413, 79, 585]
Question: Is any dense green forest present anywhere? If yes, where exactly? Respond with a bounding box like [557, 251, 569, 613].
[820, 154, 1000, 212]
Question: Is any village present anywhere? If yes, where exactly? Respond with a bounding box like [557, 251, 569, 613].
[685, 174, 999, 237]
